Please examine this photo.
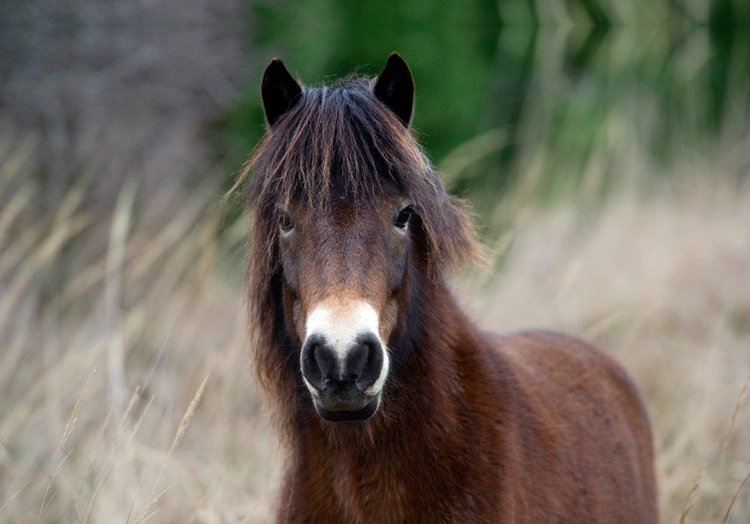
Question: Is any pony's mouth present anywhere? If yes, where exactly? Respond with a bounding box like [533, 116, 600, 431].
[314, 396, 379, 422]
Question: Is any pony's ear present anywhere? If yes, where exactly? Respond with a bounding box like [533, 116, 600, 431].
[374, 53, 414, 127]
[262, 58, 302, 126]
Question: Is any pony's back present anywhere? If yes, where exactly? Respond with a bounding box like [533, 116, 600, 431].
[488, 330, 658, 522]
[246, 54, 658, 523]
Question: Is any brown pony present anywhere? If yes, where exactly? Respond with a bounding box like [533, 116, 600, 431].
[242, 53, 658, 523]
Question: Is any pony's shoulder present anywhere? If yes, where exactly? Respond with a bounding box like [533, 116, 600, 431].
[486, 328, 647, 415]
[491, 328, 614, 368]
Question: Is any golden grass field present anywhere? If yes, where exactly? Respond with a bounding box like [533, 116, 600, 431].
[0, 138, 748, 522]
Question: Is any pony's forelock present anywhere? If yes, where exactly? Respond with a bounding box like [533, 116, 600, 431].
[242, 76, 482, 434]
[243, 77, 480, 274]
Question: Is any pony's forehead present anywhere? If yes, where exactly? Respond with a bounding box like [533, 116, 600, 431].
[277, 171, 405, 209]
[264, 90, 415, 200]
[250, 76, 434, 215]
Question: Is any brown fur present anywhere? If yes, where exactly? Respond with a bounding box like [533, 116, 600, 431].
[243, 71, 658, 523]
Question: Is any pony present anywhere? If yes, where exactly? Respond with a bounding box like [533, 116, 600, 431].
[242, 53, 658, 523]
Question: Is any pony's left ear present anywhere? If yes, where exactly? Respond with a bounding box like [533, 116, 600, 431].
[262, 58, 302, 127]
[374, 53, 414, 127]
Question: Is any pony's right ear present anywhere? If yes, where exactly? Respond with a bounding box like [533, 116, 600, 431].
[262, 58, 302, 127]
[374, 53, 414, 127]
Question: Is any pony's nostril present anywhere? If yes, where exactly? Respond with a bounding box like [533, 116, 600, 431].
[345, 341, 370, 379]
[350, 334, 384, 391]
[301, 335, 337, 390]
[314, 343, 336, 377]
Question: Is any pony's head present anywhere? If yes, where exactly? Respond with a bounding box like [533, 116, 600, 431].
[245, 54, 480, 424]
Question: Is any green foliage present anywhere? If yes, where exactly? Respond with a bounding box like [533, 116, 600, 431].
[220, 0, 500, 171]
[219, 0, 750, 226]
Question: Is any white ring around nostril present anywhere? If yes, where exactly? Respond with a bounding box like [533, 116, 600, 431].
[301, 375, 321, 397]
[365, 344, 390, 396]
[303, 300, 389, 394]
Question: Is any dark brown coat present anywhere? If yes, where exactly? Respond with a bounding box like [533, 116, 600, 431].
[243, 54, 658, 523]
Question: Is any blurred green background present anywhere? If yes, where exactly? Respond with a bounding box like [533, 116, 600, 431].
[221, 0, 750, 218]
[2, 3, 750, 521]
[2, 0, 749, 227]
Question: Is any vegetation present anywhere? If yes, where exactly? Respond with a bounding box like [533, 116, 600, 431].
[1, 0, 749, 521]
[224, 0, 750, 214]
[2, 135, 749, 521]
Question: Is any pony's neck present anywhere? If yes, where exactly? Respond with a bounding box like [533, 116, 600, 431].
[289, 278, 503, 519]
[395, 277, 488, 416]
[310, 276, 491, 442]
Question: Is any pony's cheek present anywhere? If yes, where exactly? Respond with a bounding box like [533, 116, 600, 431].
[281, 284, 305, 344]
[379, 299, 399, 344]
[386, 244, 408, 296]
[292, 299, 305, 342]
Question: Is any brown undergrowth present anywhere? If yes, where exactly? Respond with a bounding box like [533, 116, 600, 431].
[0, 141, 748, 522]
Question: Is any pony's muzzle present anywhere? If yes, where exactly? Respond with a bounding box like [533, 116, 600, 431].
[300, 332, 387, 421]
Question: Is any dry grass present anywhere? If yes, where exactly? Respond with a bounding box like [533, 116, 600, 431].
[465, 178, 750, 522]
[1, 140, 748, 522]
[0, 143, 278, 523]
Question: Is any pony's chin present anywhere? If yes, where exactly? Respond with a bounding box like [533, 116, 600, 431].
[315, 397, 379, 422]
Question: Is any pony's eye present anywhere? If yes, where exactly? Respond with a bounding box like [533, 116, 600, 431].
[279, 211, 294, 235]
[394, 206, 414, 230]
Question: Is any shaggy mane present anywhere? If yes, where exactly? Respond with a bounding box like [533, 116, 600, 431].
[239, 75, 481, 437]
